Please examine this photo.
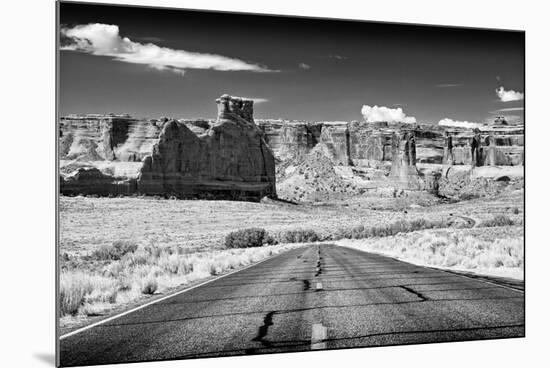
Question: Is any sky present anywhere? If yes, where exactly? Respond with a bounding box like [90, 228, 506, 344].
[59, 1, 525, 126]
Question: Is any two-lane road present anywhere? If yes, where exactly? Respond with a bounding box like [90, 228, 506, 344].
[59, 244, 524, 366]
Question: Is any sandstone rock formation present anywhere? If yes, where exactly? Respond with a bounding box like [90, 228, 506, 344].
[389, 131, 424, 190]
[318, 122, 351, 165]
[438, 166, 524, 200]
[442, 125, 524, 166]
[137, 96, 276, 200]
[258, 120, 448, 167]
[256, 120, 321, 162]
[59, 114, 162, 162]
[61, 166, 137, 196]
[60, 95, 276, 201]
[59, 99, 523, 201]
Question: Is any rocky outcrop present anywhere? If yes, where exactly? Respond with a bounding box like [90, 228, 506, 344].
[438, 166, 524, 200]
[60, 95, 276, 201]
[61, 166, 137, 196]
[59, 114, 162, 162]
[443, 125, 524, 166]
[59, 99, 523, 201]
[256, 120, 321, 162]
[319, 122, 351, 165]
[389, 131, 424, 190]
[259, 120, 448, 167]
[348, 122, 394, 167]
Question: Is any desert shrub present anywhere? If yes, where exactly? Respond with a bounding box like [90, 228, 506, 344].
[225, 228, 267, 248]
[140, 277, 158, 294]
[59, 272, 118, 316]
[103, 261, 124, 277]
[80, 302, 111, 317]
[84, 287, 118, 304]
[479, 215, 514, 227]
[60, 274, 89, 316]
[278, 229, 320, 243]
[332, 218, 450, 241]
[121, 247, 149, 267]
[265, 233, 278, 245]
[90, 241, 138, 261]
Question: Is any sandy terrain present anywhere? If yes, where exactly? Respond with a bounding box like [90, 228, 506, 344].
[59, 190, 524, 256]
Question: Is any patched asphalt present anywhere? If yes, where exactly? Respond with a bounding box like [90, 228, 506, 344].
[59, 244, 524, 366]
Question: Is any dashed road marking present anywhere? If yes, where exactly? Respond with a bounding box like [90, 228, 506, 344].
[311, 323, 327, 350]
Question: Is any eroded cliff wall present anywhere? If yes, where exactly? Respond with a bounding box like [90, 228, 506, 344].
[443, 125, 524, 166]
[60, 95, 276, 201]
[259, 120, 522, 168]
[59, 114, 162, 162]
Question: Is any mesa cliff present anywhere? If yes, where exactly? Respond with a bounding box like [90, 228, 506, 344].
[256, 118, 523, 201]
[59, 96, 523, 202]
[60, 95, 276, 201]
[256, 119, 523, 168]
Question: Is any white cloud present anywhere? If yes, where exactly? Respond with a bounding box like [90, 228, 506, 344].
[438, 118, 482, 129]
[60, 23, 274, 76]
[298, 63, 311, 70]
[361, 105, 417, 124]
[494, 107, 524, 112]
[496, 86, 524, 102]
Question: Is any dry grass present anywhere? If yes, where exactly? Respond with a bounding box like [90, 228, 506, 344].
[59, 191, 523, 257]
[59, 190, 523, 327]
[478, 214, 515, 227]
[59, 271, 118, 316]
[336, 226, 524, 279]
[59, 243, 304, 325]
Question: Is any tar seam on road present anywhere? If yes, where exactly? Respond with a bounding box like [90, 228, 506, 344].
[400, 285, 428, 301]
[252, 311, 275, 347]
[59, 248, 303, 340]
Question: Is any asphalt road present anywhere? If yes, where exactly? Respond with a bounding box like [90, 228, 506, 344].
[59, 244, 524, 366]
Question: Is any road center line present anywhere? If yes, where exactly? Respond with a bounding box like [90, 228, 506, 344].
[311, 323, 327, 350]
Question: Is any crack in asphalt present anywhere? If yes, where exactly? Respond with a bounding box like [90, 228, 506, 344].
[251, 311, 275, 347]
[400, 285, 428, 301]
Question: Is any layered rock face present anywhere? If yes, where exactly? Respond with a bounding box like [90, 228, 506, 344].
[260, 118, 523, 199]
[389, 131, 424, 190]
[348, 122, 394, 166]
[60, 95, 276, 201]
[256, 120, 321, 162]
[59, 114, 162, 162]
[258, 120, 447, 167]
[318, 122, 351, 165]
[259, 118, 523, 169]
[443, 125, 524, 166]
[138, 95, 276, 200]
[60, 99, 523, 201]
